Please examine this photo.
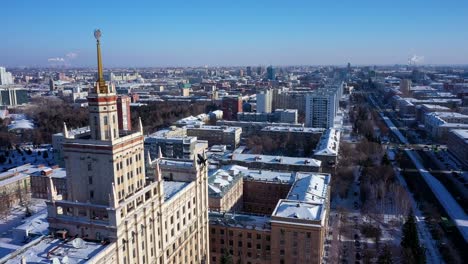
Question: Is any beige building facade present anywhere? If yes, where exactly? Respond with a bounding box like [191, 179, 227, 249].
[45, 31, 209, 264]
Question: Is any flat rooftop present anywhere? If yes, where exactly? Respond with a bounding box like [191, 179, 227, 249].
[231, 153, 321, 168]
[163, 181, 190, 201]
[451, 129, 468, 142]
[261, 126, 324, 133]
[314, 128, 340, 156]
[272, 172, 330, 223]
[273, 201, 324, 222]
[209, 212, 271, 231]
[54, 126, 90, 138]
[186, 125, 241, 133]
[3, 237, 109, 264]
[158, 158, 194, 168]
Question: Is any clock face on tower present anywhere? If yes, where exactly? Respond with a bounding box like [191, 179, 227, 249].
[94, 29, 102, 40]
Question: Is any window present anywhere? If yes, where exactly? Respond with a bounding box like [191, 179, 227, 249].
[104, 116, 108, 125]
[88, 176, 93, 184]
[113, 115, 116, 124]
[87, 163, 92, 171]
[90, 190, 94, 199]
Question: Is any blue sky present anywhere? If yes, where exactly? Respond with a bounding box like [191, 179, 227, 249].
[2, 0, 467, 67]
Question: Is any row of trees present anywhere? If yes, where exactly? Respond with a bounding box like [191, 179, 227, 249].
[25, 97, 89, 145]
[12, 98, 215, 145]
[246, 134, 316, 157]
[0, 184, 32, 219]
[131, 101, 214, 134]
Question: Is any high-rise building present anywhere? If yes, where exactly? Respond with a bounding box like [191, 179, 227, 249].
[267, 65, 275, 80]
[116, 95, 132, 130]
[257, 66, 263, 76]
[45, 30, 209, 264]
[400, 79, 412, 96]
[0, 67, 14, 85]
[256, 89, 273, 113]
[305, 83, 343, 128]
[0, 87, 28, 106]
[221, 95, 243, 120]
[49, 78, 56, 91]
[246, 66, 252, 77]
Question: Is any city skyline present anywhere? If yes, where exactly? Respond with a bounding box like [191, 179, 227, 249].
[2, 0, 468, 67]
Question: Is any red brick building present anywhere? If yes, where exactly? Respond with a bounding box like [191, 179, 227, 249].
[221, 95, 243, 120]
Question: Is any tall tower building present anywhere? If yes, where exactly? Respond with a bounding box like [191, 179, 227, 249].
[246, 66, 252, 77]
[400, 79, 412, 96]
[305, 83, 342, 128]
[46, 30, 209, 264]
[267, 65, 276, 80]
[0, 67, 14, 85]
[256, 89, 273, 113]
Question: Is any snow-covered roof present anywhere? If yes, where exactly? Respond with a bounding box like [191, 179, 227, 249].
[451, 129, 468, 142]
[7, 119, 34, 131]
[314, 128, 340, 156]
[163, 181, 190, 201]
[261, 126, 324, 133]
[242, 169, 295, 184]
[232, 153, 321, 168]
[273, 201, 323, 222]
[2, 237, 109, 264]
[286, 173, 330, 203]
[272, 172, 330, 223]
[175, 116, 204, 126]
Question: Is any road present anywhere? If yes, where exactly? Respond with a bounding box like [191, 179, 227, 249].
[389, 149, 442, 263]
[369, 95, 468, 243]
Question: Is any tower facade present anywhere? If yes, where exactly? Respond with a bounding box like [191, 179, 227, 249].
[46, 30, 209, 264]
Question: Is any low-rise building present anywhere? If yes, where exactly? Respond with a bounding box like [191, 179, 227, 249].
[208, 168, 243, 212]
[186, 125, 242, 150]
[416, 104, 451, 123]
[217, 120, 303, 137]
[29, 166, 67, 200]
[259, 126, 324, 148]
[237, 109, 298, 124]
[313, 128, 340, 168]
[208, 167, 331, 264]
[229, 153, 321, 172]
[447, 129, 468, 167]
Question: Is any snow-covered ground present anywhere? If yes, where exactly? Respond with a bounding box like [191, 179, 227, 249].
[405, 149, 468, 242]
[0, 146, 54, 172]
[380, 110, 468, 243]
[389, 150, 442, 264]
[0, 199, 47, 257]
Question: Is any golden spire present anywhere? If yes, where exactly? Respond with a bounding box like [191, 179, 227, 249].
[94, 29, 109, 93]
